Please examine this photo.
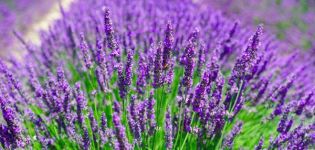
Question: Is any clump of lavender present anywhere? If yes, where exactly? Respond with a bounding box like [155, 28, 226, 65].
[0, 0, 314, 149]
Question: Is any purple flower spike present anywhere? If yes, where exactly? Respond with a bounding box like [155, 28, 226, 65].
[82, 126, 90, 150]
[117, 63, 127, 99]
[183, 108, 192, 132]
[0, 124, 11, 148]
[136, 55, 148, 94]
[277, 106, 291, 134]
[0, 60, 29, 104]
[153, 43, 163, 88]
[295, 90, 314, 115]
[188, 27, 200, 44]
[95, 66, 108, 93]
[74, 82, 87, 126]
[223, 121, 243, 149]
[182, 42, 195, 88]
[95, 39, 106, 66]
[103, 7, 120, 58]
[79, 33, 92, 70]
[56, 65, 71, 113]
[113, 100, 122, 115]
[124, 49, 133, 87]
[196, 43, 205, 75]
[207, 47, 220, 83]
[230, 25, 263, 85]
[163, 21, 174, 70]
[113, 112, 131, 150]
[0, 95, 24, 148]
[193, 72, 209, 113]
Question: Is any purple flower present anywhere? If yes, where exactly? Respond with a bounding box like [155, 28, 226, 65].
[0, 95, 24, 148]
[103, 7, 120, 58]
[277, 106, 292, 134]
[162, 21, 174, 70]
[117, 63, 127, 99]
[187, 28, 200, 45]
[56, 66, 71, 113]
[182, 42, 195, 88]
[95, 39, 106, 66]
[229, 25, 263, 85]
[0, 124, 11, 148]
[0, 60, 29, 103]
[95, 66, 108, 93]
[136, 55, 148, 94]
[212, 72, 224, 104]
[79, 33, 92, 70]
[183, 108, 192, 132]
[193, 72, 209, 113]
[113, 100, 122, 116]
[82, 126, 90, 150]
[74, 82, 87, 126]
[223, 121, 243, 149]
[124, 49, 133, 87]
[207, 47, 220, 83]
[112, 112, 131, 150]
[295, 90, 314, 115]
[137, 101, 147, 133]
[196, 43, 205, 75]
[255, 138, 264, 150]
[152, 43, 163, 88]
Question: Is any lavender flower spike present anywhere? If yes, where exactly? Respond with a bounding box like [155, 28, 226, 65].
[193, 72, 209, 113]
[75, 82, 87, 126]
[229, 25, 263, 85]
[82, 126, 90, 150]
[223, 121, 243, 149]
[124, 49, 133, 87]
[113, 112, 131, 150]
[0, 95, 24, 148]
[153, 43, 163, 88]
[117, 63, 127, 99]
[103, 7, 120, 58]
[295, 90, 314, 115]
[79, 33, 92, 70]
[162, 21, 174, 70]
[182, 42, 195, 88]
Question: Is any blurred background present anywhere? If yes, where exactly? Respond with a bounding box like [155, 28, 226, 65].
[0, 0, 73, 59]
[1, 0, 315, 59]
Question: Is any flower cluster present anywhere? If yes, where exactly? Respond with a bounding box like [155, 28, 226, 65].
[0, 0, 314, 149]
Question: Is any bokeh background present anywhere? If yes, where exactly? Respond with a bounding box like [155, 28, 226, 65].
[1, 0, 315, 59]
[0, 0, 73, 58]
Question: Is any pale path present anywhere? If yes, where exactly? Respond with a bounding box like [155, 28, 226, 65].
[7, 0, 75, 60]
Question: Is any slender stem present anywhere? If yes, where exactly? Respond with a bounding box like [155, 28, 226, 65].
[180, 112, 196, 150]
[216, 80, 244, 150]
[174, 87, 187, 147]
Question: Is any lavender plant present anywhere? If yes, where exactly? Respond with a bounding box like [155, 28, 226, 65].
[1, 0, 315, 149]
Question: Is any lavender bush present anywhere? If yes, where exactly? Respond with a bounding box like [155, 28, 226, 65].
[1, 0, 315, 149]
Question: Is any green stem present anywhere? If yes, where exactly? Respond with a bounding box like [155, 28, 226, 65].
[174, 87, 187, 147]
[180, 112, 196, 150]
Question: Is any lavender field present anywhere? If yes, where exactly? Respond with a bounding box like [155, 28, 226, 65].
[0, 0, 315, 149]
